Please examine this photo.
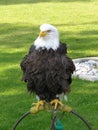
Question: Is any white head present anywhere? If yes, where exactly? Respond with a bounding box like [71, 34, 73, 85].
[34, 24, 60, 50]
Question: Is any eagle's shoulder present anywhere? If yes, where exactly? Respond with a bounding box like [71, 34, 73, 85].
[29, 44, 35, 54]
[57, 42, 67, 54]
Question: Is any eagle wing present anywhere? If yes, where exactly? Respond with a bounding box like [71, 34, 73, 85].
[45, 53, 75, 95]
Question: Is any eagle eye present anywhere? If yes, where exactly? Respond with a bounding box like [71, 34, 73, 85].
[47, 30, 51, 33]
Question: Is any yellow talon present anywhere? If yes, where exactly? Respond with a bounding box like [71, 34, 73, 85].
[50, 99, 63, 110]
[30, 100, 72, 114]
[32, 100, 46, 111]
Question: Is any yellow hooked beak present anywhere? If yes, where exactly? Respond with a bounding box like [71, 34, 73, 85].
[39, 31, 47, 37]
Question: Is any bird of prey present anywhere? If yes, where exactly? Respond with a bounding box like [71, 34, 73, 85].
[20, 24, 75, 110]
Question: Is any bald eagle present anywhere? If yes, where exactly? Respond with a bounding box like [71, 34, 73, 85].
[20, 24, 75, 109]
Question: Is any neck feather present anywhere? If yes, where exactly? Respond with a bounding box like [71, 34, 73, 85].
[34, 37, 60, 50]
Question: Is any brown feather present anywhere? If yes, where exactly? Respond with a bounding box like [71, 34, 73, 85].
[20, 43, 75, 102]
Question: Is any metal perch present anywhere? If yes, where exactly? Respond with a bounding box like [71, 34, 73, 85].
[12, 103, 92, 130]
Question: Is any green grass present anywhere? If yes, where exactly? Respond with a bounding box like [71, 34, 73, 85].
[0, 0, 98, 130]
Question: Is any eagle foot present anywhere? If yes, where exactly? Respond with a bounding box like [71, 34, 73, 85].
[32, 100, 46, 111]
[50, 99, 63, 110]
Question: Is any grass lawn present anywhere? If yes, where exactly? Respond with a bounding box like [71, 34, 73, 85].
[0, 0, 98, 130]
